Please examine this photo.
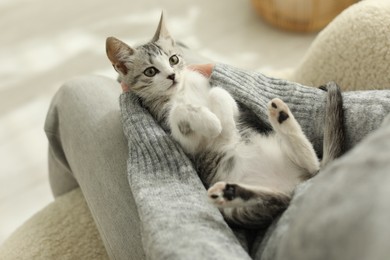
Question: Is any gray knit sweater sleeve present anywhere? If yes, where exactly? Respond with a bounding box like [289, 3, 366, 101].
[119, 93, 251, 260]
[210, 63, 390, 151]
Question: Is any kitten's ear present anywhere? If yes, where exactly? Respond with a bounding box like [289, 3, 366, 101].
[106, 37, 134, 75]
[151, 12, 172, 42]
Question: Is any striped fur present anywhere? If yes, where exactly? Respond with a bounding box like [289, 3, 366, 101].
[320, 82, 345, 167]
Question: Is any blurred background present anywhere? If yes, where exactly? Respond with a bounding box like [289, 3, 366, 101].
[0, 0, 327, 244]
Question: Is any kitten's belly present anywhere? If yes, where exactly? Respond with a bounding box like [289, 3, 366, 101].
[227, 134, 303, 193]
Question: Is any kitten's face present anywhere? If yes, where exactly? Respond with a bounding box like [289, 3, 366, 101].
[106, 13, 185, 101]
[126, 39, 185, 99]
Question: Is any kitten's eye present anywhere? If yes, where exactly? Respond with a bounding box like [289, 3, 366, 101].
[169, 55, 179, 66]
[144, 67, 159, 77]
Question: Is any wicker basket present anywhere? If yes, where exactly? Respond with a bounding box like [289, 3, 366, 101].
[252, 0, 357, 32]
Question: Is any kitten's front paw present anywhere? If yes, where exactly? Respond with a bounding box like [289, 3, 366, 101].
[192, 106, 222, 138]
[268, 98, 290, 125]
[172, 104, 222, 138]
[208, 182, 236, 207]
[204, 112, 222, 138]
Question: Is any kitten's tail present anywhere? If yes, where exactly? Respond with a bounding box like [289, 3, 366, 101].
[320, 82, 345, 167]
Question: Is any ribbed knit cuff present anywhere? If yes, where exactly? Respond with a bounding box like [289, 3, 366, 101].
[119, 92, 251, 260]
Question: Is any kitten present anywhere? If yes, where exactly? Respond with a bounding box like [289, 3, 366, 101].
[106, 14, 344, 229]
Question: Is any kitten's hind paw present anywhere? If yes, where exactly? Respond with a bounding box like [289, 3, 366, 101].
[208, 182, 251, 208]
[268, 98, 290, 124]
[208, 182, 233, 207]
[267, 98, 302, 134]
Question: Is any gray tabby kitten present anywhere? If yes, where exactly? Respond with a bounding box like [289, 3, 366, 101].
[106, 14, 344, 229]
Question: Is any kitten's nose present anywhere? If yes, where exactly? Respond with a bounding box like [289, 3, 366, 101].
[167, 74, 175, 81]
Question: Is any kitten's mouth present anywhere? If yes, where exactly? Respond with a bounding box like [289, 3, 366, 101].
[169, 80, 178, 89]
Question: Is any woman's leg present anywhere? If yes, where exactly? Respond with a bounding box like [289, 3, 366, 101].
[44, 75, 145, 260]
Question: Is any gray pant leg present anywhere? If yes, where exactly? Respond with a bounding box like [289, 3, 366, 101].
[47, 138, 78, 197]
[44, 75, 145, 260]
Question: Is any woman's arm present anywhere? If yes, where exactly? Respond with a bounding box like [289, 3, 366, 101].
[193, 63, 390, 152]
